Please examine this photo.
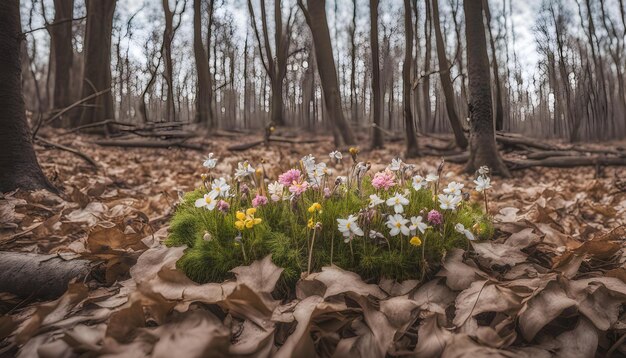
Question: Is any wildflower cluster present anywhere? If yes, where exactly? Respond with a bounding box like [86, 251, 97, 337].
[168, 151, 494, 289]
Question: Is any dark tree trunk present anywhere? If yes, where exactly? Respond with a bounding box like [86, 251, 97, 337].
[0, 1, 55, 193]
[193, 0, 213, 128]
[299, 0, 356, 146]
[162, 0, 176, 122]
[432, 0, 468, 149]
[78, 0, 116, 128]
[463, 0, 509, 176]
[50, 0, 74, 115]
[350, 0, 358, 123]
[370, 0, 383, 149]
[404, 0, 419, 157]
[483, 0, 505, 131]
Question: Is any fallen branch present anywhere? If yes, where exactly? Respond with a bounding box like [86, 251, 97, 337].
[227, 136, 324, 151]
[94, 138, 204, 151]
[505, 156, 626, 170]
[62, 119, 135, 135]
[0, 252, 94, 299]
[495, 135, 558, 151]
[35, 136, 99, 168]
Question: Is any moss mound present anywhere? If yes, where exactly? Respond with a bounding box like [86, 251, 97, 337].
[167, 161, 493, 291]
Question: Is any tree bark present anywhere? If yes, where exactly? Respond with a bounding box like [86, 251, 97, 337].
[431, 0, 468, 149]
[463, 0, 509, 176]
[370, 0, 383, 149]
[78, 0, 116, 128]
[299, 0, 356, 146]
[162, 0, 176, 122]
[483, 0, 505, 132]
[50, 0, 74, 116]
[0, 1, 55, 193]
[404, 0, 419, 157]
[193, 0, 212, 128]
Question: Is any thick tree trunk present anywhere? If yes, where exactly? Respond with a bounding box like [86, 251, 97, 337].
[0, 252, 93, 299]
[463, 0, 509, 176]
[78, 0, 116, 128]
[350, 0, 358, 123]
[0, 1, 55, 193]
[404, 0, 419, 157]
[300, 0, 356, 146]
[483, 0, 505, 132]
[50, 0, 74, 116]
[370, 0, 383, 149]
[193, 0, 212, 128]
[431, 0, 468, 149]
[422, 0, 433, 131]
[270, 78, 285, 126]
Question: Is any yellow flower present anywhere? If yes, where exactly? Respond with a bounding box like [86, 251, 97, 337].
[472, 223, 482, 234]
[349, 147, 359, 156]
[307, 202, 322, 214]
[410, 236, 422, 247]
[307, 218, 315, 229]
[235, 208, 262, 230]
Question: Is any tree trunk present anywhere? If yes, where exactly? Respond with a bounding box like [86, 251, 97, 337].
[78, 0, 116, 128]
[431, 0, 468, 149]
[370, 0, 383, 149]
[193, 0, 212, 129]
[404, 0, 419, 157]
[483, 0, 505, 131]
[463, 0, 509, 176]
[350, 0, 358, 123]
[162, 0, 176, 122]
[422, 0, 433, 131]
[50, 0, 74, 118]
[0, 1, 55, 193]
[300, 0, 356, 146]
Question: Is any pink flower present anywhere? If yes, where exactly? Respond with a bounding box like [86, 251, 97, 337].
[289, 180, 309, 196]
[217, 200, 230, 213]
[427, 209, 443, 225]
[371, 170, 396, 190]
[252, 194, 269, 207]
[278, 169, 302, 186]
[324, 187, 332, 198]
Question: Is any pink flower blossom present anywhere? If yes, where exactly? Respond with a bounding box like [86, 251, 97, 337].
[371, 170, 396, 190]
[289, 180, 309, 196]
[324, 187, 332, 198]
[427, 209, 443, 225]
[278, 169, 301, 186]
[217, 200, 230, 213]
[252, 194, 269, 207]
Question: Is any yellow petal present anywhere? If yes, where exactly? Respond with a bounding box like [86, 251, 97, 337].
[246, 208, 257, 216]
[235, 221, 245, 230]
[236, 211, 246, 220]
[253, 218, 262, 225]
[410, 236, 422, 247]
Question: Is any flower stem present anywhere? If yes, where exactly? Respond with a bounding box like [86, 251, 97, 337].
[307, 228, 317, 276]
[420, 236, 427, 280]
[484, 190, 489, 214]
[330, 236, 334, 265]
[240, 239, 248, 263]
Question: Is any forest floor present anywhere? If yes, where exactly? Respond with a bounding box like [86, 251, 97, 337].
[1, 128, 626, 357]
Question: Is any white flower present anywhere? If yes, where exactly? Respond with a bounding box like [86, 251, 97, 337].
[443, 182, 464, 196]
[386, 214, 410, 236]
[478, 166, 490, 176]
[409, 216, 430, 234]
[211, 177, 231, 198]
[389, 158, 403, 171]
[301, 154, 316, 172]
[369, 194, 384, 207]
[203, 153, 218, 169]
[329, 150, 343, 161]
[268, 181, 285, 201]
[455, 223, 475, 241]
[308, 162, 329, 185]
[386, 193, 410, 213]
[438, 193, 462, 210]
[425, 173, 439, 182]
[234, 161, 255, 180]
[369, 230, 385, 239]
[337, 214, 364, 238]
[474, 176, 492, 192]
[412, 175, 427, 191]
[194, 191, 219, 211]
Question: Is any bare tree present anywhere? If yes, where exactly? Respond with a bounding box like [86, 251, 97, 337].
[247, 0, 295, 126]
[370, 0, 383, 148]
[78, 0, 116, 127]
[162, 0, 186, 122]
[431, 0, 468, 149]
[483, 0, 505, 131]
[193, 0, 214, 128]
[463, 0, 509, 175]
[404, 0, 419, 157]
[298, 0, 356, 146]
[49, 0, 74, 115]
[0, 0, 54, 192]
